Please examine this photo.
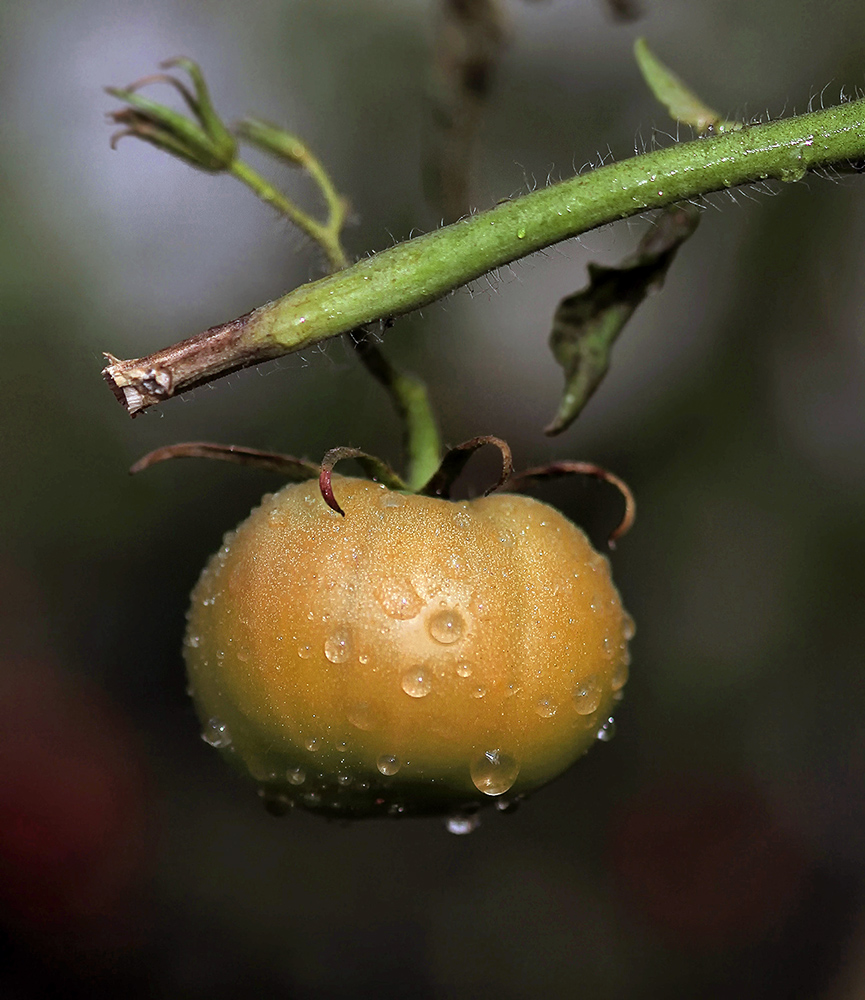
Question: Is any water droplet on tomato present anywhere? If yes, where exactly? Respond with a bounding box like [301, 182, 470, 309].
[202, 718, 231, 748]
[573, 674, 603, 715]
[623, 612, 636, 641]
[495, 797, 521, 813]
[428, 609, 465, 644]
[471, 750, 519, 796]
[375, 579, 424, 620]
[305, 737, 321, 752]
[611, 659, 629, 691]
[324, 629, 352, 663]
[298, 643, 312, 659]
[347, 702, 377, 731]
[377, 754, 400, 775]
[535, 696, 557, 718]
[453, 508, 471, 529]
[286, 767, 305, 785]
[471, 685, 487, 699]
[401, 668, 431, 698]
[596, 717, 617, 742]
[456, 662, 472, 678]
[446, 813, 480, 834]
[381, 492, 406, 508]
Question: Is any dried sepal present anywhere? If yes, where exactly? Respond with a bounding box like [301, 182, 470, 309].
[130, 442, 321, 479]
[506, 460, 635, 547]
[319, 447, 408, 516]
[419, 435, 513, 499]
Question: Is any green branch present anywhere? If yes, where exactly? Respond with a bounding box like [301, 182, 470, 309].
[104, 96, 865, 415]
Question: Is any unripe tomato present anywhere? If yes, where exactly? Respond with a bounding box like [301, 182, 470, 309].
[185, 476, 632, 821]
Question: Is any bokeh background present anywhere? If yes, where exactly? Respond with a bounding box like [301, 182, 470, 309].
[3, 0, 865, 996]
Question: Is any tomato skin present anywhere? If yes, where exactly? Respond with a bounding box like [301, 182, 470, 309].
[185, 476, 632, 818]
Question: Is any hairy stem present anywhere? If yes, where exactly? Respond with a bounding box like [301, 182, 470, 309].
[229, 159, 347, 271]
[104, 97, 865, 414]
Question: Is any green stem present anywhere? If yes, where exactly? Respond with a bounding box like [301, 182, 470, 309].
[352, 337, 442, 490]
[229, 159, 347, 271]
[231, 131, 443, 483]
[104, 96, 865, 414]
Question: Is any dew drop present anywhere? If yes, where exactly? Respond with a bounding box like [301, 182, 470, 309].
[377, 754, 401, 776]
[596, 717, 617, 742]
[375, 579, 424, 620]
[535, 696, 557, 718]
[495, 797, 521, 814]
[382, 492, 406, 508]
[324, 629, 352, 663]
[611, 659, 629, 692]
[623, 612, 636, 641]
[305, 737, 321, 752]
[186, 633, 201, 649]
[337, 773, 353, 787]
[471, 685, 487, 699]
[202, 718, 231, 748]
[446, 814, 481, 835]
[358, 653, 370, 665]
[298, 643, 312, 659]
[456, 662, 472, 678]
[470, 750, 520, 796]
[286, 767, 306, 785]
[452, 508, 471, 529]
[347, 702, 377, 731]
[401, 668, 432, 698]
[573, 674, 603, 715]
[517, 227, 527, 239]
[428, 608, 465, 645]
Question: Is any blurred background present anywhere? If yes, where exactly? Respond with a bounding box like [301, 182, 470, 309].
[3, 0, 865, 996]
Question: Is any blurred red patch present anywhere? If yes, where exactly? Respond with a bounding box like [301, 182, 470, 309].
[0, 658, 151, 950]
[609, 778, 810, 949]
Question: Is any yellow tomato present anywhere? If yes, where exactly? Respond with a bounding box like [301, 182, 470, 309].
[184, 476, 632, 821]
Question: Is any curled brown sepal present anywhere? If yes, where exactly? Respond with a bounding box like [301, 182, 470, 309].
[418, 435, 513, 500]
[319, 447, 408, 516]
[129, 441, 321, 479]
[505, 460, 635, 548]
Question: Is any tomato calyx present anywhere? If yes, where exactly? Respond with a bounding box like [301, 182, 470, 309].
[132, 435, 634, 544]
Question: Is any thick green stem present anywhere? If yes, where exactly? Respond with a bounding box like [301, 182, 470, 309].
[104, 97, 865, 414]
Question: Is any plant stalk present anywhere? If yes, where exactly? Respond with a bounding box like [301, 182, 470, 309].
[104, 97, 865, 414]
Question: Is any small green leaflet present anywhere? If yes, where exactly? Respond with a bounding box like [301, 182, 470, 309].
[634, 38, 740, 134]
[545, 202, 700, 436]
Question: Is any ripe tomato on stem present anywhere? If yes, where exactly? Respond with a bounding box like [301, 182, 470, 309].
[184, 474, 633, 822]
